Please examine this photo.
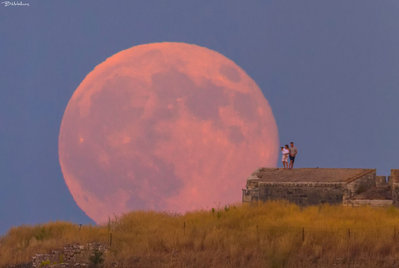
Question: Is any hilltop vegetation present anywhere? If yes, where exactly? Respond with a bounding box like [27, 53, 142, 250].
[2, 201, 399, 267]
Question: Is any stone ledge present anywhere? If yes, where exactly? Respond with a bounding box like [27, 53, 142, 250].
[258, 182, 345, 187]
[343, 199, 393, 207]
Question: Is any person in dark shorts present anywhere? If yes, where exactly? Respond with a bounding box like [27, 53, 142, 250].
[289, 142, 298, 169]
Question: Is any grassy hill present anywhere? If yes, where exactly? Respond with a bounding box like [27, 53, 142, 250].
[2, 201, 399, 267]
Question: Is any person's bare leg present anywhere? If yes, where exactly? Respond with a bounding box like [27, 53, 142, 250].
[289, 160, 294, 169]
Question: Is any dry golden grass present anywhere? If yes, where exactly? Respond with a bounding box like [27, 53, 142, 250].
[2, 201, 399, 267]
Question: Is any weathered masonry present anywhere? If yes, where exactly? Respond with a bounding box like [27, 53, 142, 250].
[242, 168, 399, 207]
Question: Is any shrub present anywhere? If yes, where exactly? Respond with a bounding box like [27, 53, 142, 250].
[89, 248, 104, 266]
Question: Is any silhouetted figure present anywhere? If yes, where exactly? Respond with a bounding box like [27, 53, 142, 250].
[289, 142, 298, 169]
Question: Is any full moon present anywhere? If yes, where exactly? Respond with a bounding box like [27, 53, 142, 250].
[59, 42, 279, 224]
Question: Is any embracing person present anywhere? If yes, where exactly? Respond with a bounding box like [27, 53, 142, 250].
[281, 145, 290, 168]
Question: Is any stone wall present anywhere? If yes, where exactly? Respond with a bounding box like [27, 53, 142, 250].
[242, 188, 259, 202]
[31, 242, 108, 268]
[243, 169, 382, 206]
[257, 182, 345, 206]
[391, 169, 399, 206]
[242, 174, 260, 202]
[344, 170, 376, 200]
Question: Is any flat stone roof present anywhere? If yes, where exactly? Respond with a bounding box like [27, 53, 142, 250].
[250, 168, 375, 183]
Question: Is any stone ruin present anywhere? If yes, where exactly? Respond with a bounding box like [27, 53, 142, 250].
[30, 242, 108, 268]
[242, 168, 399, 207]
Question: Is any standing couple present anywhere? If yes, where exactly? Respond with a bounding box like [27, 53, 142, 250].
[281, 142, 298, 169]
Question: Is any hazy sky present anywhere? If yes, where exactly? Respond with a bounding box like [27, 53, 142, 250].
[1, 0, 399, 233]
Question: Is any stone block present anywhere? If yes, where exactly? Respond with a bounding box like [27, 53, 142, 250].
[242, 189, 259, 202]
[391, 170, 399, 183]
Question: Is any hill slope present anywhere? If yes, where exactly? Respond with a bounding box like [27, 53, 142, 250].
[2, 202, 399, 267]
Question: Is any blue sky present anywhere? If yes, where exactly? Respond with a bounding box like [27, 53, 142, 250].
[1, 0, 398, 233]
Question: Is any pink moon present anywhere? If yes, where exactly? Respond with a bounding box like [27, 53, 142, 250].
[58, 42, 279, 224]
